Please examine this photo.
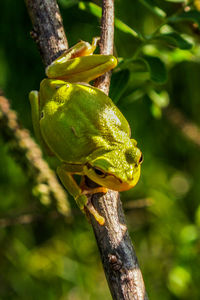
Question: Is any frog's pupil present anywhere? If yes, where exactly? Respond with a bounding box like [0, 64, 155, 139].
[94, 168, 105, 176]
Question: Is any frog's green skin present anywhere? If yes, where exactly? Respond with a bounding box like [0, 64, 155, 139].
[29, 38, 143, 225]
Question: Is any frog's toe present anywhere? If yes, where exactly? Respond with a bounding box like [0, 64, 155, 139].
[75, 194, 105, 225]
[86, 200, 105, 225]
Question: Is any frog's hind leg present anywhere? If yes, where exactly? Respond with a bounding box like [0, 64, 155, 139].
[46, 54, 117, 83]
[45, 37, 117, 83]
[46, 37, 99, 73]
[45, 38, 99, 78]
[57, 164, 105, 225]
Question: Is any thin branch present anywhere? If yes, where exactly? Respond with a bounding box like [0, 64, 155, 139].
[94, 0, 114, 94]
[0, 94, 70, 216]
[91, 0, 148, 299]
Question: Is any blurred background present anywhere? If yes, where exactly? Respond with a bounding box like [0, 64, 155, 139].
[0, 0, 200, 299]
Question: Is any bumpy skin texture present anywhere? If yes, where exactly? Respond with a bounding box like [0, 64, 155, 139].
[39, 80, 141, 189]
[29, 39, 142, 224]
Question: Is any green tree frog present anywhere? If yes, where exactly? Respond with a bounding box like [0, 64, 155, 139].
[29, 38, 143, 225]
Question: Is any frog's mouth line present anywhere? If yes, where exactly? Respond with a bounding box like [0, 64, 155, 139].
[86, 164, 137, 192]
[98, 169, 140, 192]
[106, 174, 136, 192]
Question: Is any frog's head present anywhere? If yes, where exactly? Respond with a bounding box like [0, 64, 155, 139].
[39, 79, 73, 105]
[84, 146, 143, 191]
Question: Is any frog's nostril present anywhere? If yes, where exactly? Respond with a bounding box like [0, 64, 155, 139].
[126, 170, 133, 181]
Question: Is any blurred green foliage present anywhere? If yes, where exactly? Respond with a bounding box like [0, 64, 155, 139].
[1, 0, 200, 299]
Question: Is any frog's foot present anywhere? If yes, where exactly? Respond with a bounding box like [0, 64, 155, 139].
[76, 194, 105, 226]
[57, 166, 105, 225]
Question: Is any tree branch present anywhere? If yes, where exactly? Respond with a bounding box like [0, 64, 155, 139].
[25, 0, 68, 66]
[94, 0, 114, 94]
[25, 0, 148, 298]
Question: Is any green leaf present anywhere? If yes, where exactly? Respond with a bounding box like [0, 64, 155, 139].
[165, 0, 186, 2]
[78, 2, 141, 38]
[169, 10, 200, 28]
[139, 0, 166, 18]
[109, 69, 130, 104]
[148, 89, 169, 108]
[119, 89, 145, 106]
[151, 103, 162, 118]
[78, 1, 101, 18]
[141, 55, 167, 83]
[58, 0, 79, 8]
[168, 266, 191, 297]
[114, 19, 140, 38]
[154, 32, 193, 49]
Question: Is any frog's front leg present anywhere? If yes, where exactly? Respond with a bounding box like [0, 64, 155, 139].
[57, 163, 106, 225]
[45, 38, 117, 83]
[29, 90, 54, 155]
[29, 91, 42, 145]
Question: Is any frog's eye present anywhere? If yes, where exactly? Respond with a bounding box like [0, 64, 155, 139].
[139, 153, 143, 164]
[93, 167, 107, 178]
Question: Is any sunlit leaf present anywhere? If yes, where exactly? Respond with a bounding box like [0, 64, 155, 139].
[194, 0, 200, 11]
[168, 266, 191, 297]
[141, 55, 167, 83]
[154, 32, 193, 49]
[180, 225, 198, 243]
[139, 0, 166, 18]
[148, 89, 169, 107]
[58, 0, 79, 8]
[151, 103, 162, 118]
[120, 89, 145, 106]
[109, 69, 130, 104]
[165, 0, 186, 2]
[114, 19, 140, 38]
[78, 2, 141, 38]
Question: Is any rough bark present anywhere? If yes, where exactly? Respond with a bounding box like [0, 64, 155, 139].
[25, 0, 68, 66]
[91, 190, 148, 300]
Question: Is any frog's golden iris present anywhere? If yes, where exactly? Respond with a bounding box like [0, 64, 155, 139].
[29, 38, 143, 225]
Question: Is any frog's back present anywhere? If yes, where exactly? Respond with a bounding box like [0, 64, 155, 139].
[40, 82, 131, 163]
